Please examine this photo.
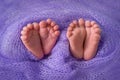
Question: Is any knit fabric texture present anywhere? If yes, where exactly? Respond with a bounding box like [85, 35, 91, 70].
[0, 0, 120, 80]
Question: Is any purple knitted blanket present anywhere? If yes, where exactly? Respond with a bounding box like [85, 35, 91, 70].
[0, 0, 120, 80]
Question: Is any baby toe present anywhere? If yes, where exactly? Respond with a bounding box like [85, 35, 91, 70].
[68, 26, 73, 31]
[54, 30, 60, 36]
[93, 34, 101, 41]
[21, 30, 28, 35]
[23, 26, 28, 31]
[51, 30, 60, 38]
[67, 30, 72, 38]
[93, 24, 99, 28]
[94, 28, 101, 34]
[21, 36, 27, 41]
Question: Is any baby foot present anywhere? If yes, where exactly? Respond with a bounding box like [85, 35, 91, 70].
[84, 21, 101, 60]
[67, 18, 86, 59]
[39, 19, 60, 55]
[21, 22, 44, 59]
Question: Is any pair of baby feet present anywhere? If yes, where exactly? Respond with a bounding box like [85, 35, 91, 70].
[21, 19, 60, 59]
[67, 19, 101, 60]
[21, 18, 101, 60]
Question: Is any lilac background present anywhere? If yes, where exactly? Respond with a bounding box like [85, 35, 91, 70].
[0, 0, 120, 80]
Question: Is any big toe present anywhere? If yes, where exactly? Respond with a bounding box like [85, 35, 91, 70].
[93, 24, 101, 34]
[78, 18, 85, 28]
[39, 20, 47, 28]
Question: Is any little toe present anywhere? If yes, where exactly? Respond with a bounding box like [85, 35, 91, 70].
[92, 24, 101, 34]
[93, 34, 101, 41]
[78, 18, 85, 28]
[21, 30, 27, 35]
[68, 26, 73, 31]
[22, 26, 30, 35]
[94, 28, 101, 34]
[54, 30, 60, 36]
[67, 31, 72, 38]
[21, 36, 27, 41]
[93, 24, 99, 28]
[85, 20, 91, 28]
[67, 23, 74, 38]
[23, 27, 29, 32]
[33, 22, 39, 31]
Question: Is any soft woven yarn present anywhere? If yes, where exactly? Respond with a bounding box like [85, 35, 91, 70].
[0, 0, 120, 80]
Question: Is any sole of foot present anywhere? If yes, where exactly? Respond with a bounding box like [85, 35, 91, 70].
[84, 20, 101, 60]
[67, 18, 86, 59]
[39, 19, 60, 55]
[21, 22, 44, 59]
